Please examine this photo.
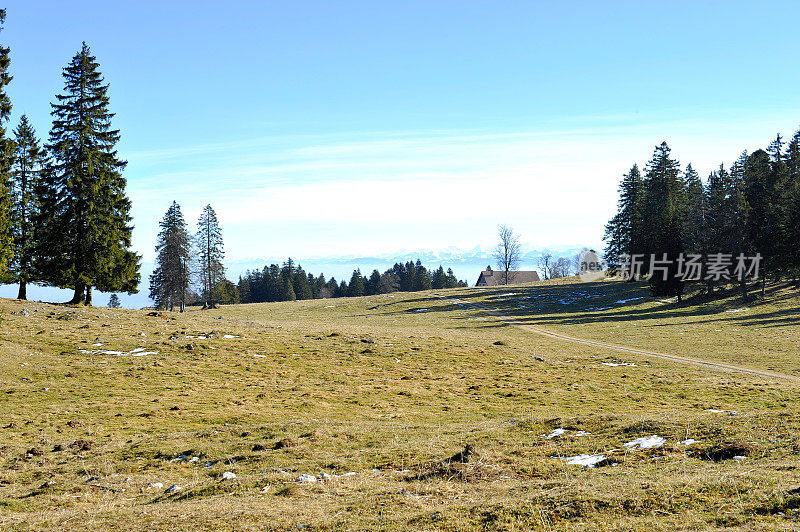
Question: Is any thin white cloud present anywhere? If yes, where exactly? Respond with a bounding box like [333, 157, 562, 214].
[128, 113, 800, 262]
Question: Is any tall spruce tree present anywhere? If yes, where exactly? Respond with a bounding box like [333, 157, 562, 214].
[705, 164, 738, 292]
[603, 164, 642, 272]
[783, 129, 800, 277]
[196, 204, 225, 308]
[36, 43, 140, 305]
[292, 264, 313, 299]
[347, 269, 365, 297]
[149, 201, 191, 311]
[638, 142, 686, 300]
[280, 271, 296, 301]
[743, 149, 781, 294]
[728, 152, 753, 299]
[9, 116, 43, 299]
[682, 164, 706, 255]
[0, 9, 12, 278]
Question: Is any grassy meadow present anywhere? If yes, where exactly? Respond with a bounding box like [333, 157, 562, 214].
[1, 279, 800, 530]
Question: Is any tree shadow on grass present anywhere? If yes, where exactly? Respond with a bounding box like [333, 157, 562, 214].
[377, 280, 799, 331]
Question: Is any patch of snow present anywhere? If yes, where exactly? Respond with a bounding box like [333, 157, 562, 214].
[678, 439, 700, 445]
[547, 428, 567, 439]
[222, 335, 238, 339]
[563, 454, 606, 467]
[82, 347, 158, 357]
[333, 472, 357, 480]
[318, 472, 332, 481]
[732, 455, 747, 460]
[253, 354, 267, 358]
[705, 409, 724, 413]
[165, 484, 182, 493]
[296, 473, 317, 483]
[615, 297, 644, 304]
[147, 482, 163, 489]
[220, 471, 237, 480]
[602, 362, 637, 367]
[624, 435, 666, 449]
[413, 309, 428, 312]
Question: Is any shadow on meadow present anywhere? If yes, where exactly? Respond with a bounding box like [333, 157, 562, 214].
[379, 280, 800, 331]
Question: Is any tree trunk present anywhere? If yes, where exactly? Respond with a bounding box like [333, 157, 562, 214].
[69, 282, 86, 305]
[85, 285, 93, 306]
[17, 281, 27, 300]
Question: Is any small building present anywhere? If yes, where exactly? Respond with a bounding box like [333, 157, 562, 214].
[475, 269, 540, 287]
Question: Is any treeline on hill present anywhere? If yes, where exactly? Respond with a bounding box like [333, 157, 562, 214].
[604, 129, 800, 301]
[238, 259, 467, 303]
[0, 12, 140, 304]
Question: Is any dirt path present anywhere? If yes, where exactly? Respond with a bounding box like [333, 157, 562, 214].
[444, 296, 800, 384]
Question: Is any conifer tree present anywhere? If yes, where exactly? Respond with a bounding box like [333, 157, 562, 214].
[603, 164, 642, 271]
[279, 272, 296, 301]
[336, 279, 348, 298]
[196, 204, 224, 308]
[431, 266, 446, 289]
[292, 264, 313, 299]
[783, 129, 800, 277]
[0, 9, 12, 277]
[149, 201, 191, 311]
[681, 164, 706, 255]
[9, 116, 43, 299]
[36, 43, 140, 305]
[108, 293, 121, 308]
[638, 143, 686, 300]
[327, 277, 339, 297]
[445, 268, 459, 288]
[728, 152, 752, 299]
[366, 269, 381, 294]
[413, 259, 432, 290]
[743, 149, 781, 293]
[347, 269, 365, 297]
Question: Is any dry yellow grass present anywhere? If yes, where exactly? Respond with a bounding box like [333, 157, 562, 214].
[0, 280, 799, 530]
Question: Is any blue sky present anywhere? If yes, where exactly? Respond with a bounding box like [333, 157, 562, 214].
[4, 1, 800, 268]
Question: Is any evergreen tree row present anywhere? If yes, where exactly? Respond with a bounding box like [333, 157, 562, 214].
[604, 129, 800, 301]
[238, 259, 466, 303]
[0, 12, 140, 304]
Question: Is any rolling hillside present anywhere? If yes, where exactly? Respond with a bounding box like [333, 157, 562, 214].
[1, 280, 799, 530]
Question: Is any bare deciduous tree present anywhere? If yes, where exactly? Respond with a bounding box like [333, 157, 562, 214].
[537, 252, 552, 280]
[549, 257, 572, 279]
[493, 224, 521, 285]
